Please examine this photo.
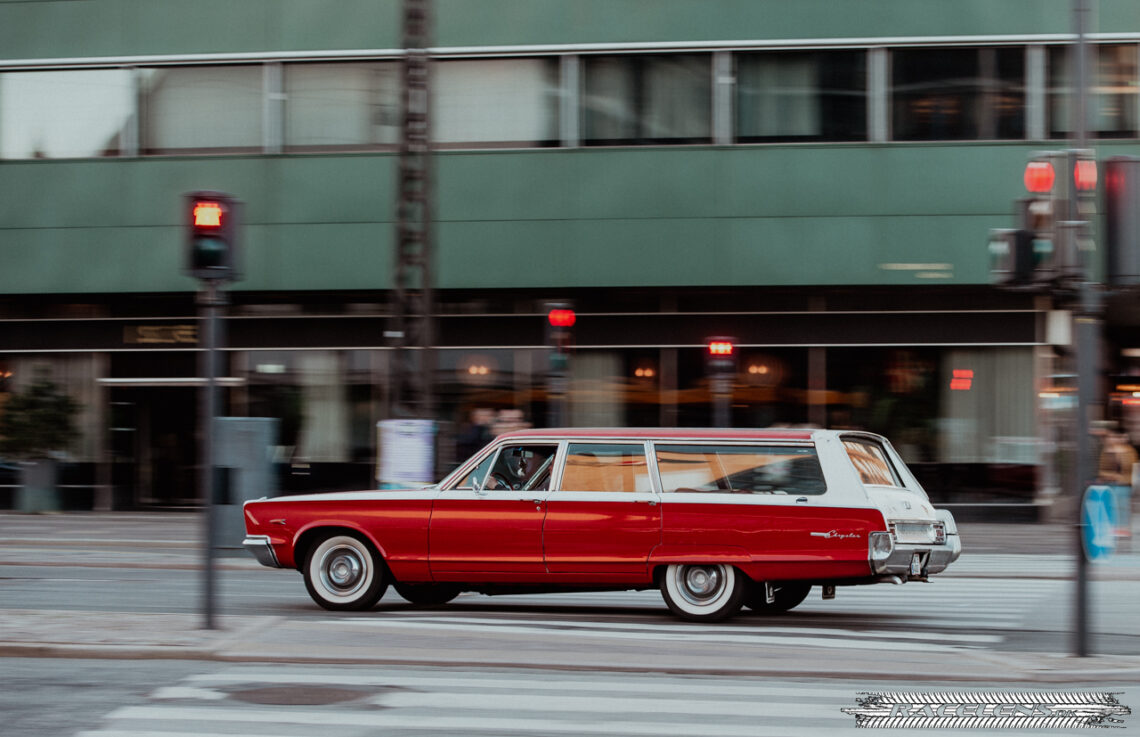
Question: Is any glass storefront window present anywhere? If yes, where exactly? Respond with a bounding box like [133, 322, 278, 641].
[285, 62, 400, 150]
[0, 69, 134, 159]
[243, 350, 350, 463]
[582, 54, 712, 145]
[433, 58, 559, 147]
[141, 65, 263, 153]
[891, 47, 1025, 140]
[736, 51, 867, 142]
[1049, 44, 1139, 139]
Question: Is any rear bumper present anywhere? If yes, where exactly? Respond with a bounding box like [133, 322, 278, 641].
[242, 534, 282, 568]
[874, 535, 961, 576]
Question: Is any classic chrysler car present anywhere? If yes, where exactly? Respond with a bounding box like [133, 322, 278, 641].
[243, 428, 961, 621]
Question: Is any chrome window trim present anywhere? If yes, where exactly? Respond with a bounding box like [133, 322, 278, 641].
[554, 440, 657, 496]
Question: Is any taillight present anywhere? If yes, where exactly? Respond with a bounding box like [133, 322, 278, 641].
[933, 522, 946, 545]
[869, 531, 894, 572]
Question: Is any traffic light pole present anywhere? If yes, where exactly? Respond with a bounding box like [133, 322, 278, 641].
[197, 279, 226, 630]
[1073, 281, 1100, 657]
[1071, 0, 1093, 658]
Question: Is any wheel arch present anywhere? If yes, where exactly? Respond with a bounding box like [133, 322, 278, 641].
[294, 523, 389, 574]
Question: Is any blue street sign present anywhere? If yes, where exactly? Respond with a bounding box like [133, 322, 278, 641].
[1083, 485, 1119, 562]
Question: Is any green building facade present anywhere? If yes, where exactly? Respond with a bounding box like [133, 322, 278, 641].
[1, 0, 1138, 510]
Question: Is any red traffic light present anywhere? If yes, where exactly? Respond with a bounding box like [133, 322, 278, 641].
[1075, 159, 1098, 191]
[193, 200, 225, 229]
[708, 340, 734, 356]
[548, 308, 576, 327]
[1024, 161, 1055, 193]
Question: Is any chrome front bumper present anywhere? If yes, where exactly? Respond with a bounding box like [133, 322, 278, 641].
[242, 534, 282, 568]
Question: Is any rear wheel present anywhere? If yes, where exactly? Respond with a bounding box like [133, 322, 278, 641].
[660, 563, 745, 622]
[394, 582, 462, 606]
[744, 582, 812, 613]
[303, 533, 388, 611]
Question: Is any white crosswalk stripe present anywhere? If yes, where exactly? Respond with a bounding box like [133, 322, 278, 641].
[75, 666, 1120, 737]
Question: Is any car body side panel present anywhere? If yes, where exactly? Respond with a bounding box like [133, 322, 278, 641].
[428, 488, 548, 577]
[243, 493, 433, 580]
[658, 499, 887, 581]
[542, 492, 662, 579]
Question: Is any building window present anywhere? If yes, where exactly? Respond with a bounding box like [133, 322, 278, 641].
[735, 51, 867, 142]
[285, 62, 400, 150]
[891, 47, 1025, 141]
[141, 65, 263, 154]
[582, 54, 712, 145]
[433, 58, 560, 147]
[0, 69, 135, 159]
[1049, 44, 1139, 139]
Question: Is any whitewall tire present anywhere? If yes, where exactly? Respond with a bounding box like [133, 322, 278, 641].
[660, 563, 745, 622]
[303, 533, 388, 611]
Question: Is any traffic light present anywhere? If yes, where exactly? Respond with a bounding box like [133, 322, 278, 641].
[991, 152, 1097, 289]
[705, 337, 737, 375]
[1104, 156, 1140, 287]
[545, 303, 575, 372]
[185, 191, 241, 281]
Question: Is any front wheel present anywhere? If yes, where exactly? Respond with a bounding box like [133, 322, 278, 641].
[744, 582, 812, 614]
[659, 563, 745, 622]
[394, 582, 462, 606]
[303, 533, 388, 611]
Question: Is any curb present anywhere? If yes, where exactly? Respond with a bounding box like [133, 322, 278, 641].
[3, 640, 1140, 684]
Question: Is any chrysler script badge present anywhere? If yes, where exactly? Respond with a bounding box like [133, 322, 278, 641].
[810, 530, 860, 540]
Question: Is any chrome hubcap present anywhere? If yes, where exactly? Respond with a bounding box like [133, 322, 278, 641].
[320, 546, 365, 595]
[679, 565, 722, 604]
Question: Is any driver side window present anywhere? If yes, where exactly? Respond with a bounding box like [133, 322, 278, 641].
[484, 444, 558, 491]
[456, 452, 496, 490]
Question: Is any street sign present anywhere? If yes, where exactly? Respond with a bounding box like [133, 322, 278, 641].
[1082, 485, 1118, 562]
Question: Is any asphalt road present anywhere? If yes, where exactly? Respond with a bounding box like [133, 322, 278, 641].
[3, 514, 1140, 735]
[5, 658, 1136, 737]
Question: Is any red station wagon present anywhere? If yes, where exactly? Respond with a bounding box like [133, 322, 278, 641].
[243, 428, 962, 621]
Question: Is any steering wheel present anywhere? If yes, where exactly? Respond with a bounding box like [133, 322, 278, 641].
[489, 471, 516, 490]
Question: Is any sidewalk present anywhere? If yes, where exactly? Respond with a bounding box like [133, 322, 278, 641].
[2, 512, 1140, 682]
[2, 606, 1138, 684]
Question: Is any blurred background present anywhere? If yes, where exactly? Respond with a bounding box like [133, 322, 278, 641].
[1, 0, 1139, 519]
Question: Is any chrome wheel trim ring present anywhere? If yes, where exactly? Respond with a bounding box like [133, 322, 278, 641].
[321, 546, 365, 594]
[666, 564, 734, 613]
[679, 565, 721, 604]
[310, 537, 374, 603]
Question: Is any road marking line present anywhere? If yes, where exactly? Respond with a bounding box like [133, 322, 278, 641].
[94, 705, 857, 736]
[358, 614, 1004, 643]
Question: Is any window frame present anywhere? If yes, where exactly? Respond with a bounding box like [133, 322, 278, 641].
[554, 440, 655, 494]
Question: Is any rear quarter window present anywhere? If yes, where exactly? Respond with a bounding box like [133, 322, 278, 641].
[842, 438, 903, 487]
[654, 444, 827, 496]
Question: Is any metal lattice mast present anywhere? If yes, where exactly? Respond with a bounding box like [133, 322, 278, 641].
[391, 0, 435, 419]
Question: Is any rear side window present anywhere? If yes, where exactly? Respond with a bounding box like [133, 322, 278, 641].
[843, 438, 903, 487]
[654, 444, 827, 496]
[560, 443, 651, 493]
